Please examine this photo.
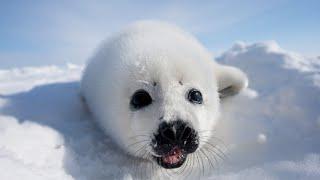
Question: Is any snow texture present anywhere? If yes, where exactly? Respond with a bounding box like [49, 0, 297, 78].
[0, 41, 319, 179]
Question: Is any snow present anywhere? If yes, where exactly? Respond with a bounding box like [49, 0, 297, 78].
[257, 133, 267, 144]
[0, 41, 319, 179]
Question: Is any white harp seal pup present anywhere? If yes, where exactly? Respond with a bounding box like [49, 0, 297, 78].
[81, 21, 248, 179]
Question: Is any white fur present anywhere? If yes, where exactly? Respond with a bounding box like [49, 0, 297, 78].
[81, 21, 248, 179]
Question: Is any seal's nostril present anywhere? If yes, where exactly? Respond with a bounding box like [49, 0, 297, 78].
[180, 126, 192, 141]
[161, 128, 175, 141]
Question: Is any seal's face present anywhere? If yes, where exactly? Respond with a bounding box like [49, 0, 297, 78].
[81, 21, 248, 171]
[124, 57, 220, 169]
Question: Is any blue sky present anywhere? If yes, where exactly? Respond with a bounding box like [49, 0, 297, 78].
[0, 0, 319, 68]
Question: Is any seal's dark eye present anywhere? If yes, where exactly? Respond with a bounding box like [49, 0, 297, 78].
[187, 89, 203, 104]
[130, 90, 152, 110]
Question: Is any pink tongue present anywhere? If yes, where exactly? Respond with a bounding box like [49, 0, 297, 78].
[162, 148, 182, 164]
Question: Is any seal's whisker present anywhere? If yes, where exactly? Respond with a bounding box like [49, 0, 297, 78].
[200, 148, 215, 170]
[128, 134, 151, 140]
[126, 140, 150, 152]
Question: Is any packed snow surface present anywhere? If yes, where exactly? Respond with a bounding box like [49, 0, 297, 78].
[0, 41, 319, 179]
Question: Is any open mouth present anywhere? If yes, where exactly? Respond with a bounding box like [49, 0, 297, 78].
[154, 147, 187, 169]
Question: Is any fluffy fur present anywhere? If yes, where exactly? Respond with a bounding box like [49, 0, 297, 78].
[81, 21, 248, 179]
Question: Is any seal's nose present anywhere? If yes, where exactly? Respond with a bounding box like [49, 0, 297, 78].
[159, 120, 188, 142]
[153, 120, 199, 155]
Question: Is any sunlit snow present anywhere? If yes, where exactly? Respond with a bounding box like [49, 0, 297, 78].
[0, 42, 319, 179]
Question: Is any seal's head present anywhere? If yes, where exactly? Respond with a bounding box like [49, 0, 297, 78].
[81, 21, 247, 170]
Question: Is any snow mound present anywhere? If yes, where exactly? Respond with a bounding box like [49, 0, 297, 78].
[0, 42, 319, 179]
[0, 64, 82, 94]
[213, 41, 320, 179]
